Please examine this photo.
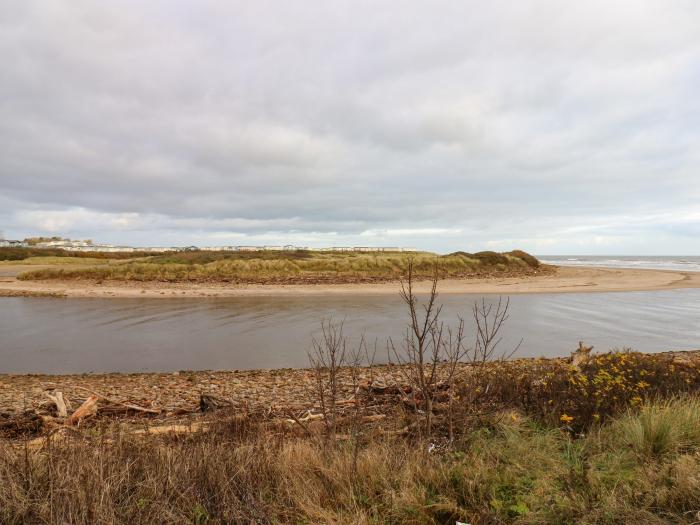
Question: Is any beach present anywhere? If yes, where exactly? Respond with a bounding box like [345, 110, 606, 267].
[1, 264, 699, 298]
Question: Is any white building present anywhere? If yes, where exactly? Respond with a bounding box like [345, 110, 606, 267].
[0, 239, 26, 247]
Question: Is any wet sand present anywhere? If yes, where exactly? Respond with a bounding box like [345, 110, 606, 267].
[1, 265, 699, 298]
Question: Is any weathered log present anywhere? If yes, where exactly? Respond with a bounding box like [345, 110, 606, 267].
[68, 395, 99, 425]
[46, 391, 70, 418]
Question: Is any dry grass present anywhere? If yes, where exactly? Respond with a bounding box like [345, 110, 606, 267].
[0, 247, 156, 261]
[0, 256, 114, 266]
[18, 249, 544, 284]
[3, 397, 700, 524]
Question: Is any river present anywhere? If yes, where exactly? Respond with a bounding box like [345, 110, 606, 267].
[1, 289, 699, 373]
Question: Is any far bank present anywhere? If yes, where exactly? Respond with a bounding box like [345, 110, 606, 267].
[1, 265, 699, 298]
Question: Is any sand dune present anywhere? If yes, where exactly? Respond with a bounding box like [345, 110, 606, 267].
[1, 265, 699, 298]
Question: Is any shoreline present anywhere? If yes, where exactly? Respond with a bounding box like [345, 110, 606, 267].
[1, 350, 698, 424]
[1, 265, 700, 298]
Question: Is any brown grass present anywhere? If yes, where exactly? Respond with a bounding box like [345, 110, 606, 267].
[17, 249, 545, 284]
[3, 397, 700, 524]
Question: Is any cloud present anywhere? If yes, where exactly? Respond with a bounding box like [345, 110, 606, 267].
[1, 1, 699, 253]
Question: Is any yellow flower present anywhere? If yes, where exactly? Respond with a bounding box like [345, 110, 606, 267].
[636, 381, 650, 389]
[560, 414, 574, 423]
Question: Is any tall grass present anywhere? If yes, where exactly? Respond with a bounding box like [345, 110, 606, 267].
[610, 397, 700, 458]
[3, 398, 700, 524]
[18, 250, 543, 283]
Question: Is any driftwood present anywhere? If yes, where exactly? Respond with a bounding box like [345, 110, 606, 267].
[285, 410, 325, 425]
[199, 394, 233, 412]
[46, 391, 71, 418]
[68, 395, 99, 425]
[570, 341, 594, 368]
[72, 386, 161, 416]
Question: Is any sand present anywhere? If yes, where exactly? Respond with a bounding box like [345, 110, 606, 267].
[1, 265, 699, 298]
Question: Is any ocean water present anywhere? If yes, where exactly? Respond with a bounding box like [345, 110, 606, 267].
[539, 255, 700, 272]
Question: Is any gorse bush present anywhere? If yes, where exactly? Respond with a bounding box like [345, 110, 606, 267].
[459, 350, 700, 430]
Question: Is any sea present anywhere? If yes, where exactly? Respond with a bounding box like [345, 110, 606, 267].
[538, 255, 700, 272]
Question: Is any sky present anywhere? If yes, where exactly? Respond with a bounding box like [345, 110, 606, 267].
[1, 1, 699, 254]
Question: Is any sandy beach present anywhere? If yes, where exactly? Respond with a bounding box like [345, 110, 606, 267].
[1, 264, 699, 298]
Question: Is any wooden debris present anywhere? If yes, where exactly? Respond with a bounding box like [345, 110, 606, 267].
[0, 410, 44, 438]
[71, 386, 161, 417]
[46, 390, 70, 418]
[68, 395, 99, 426]
[570, 341, 594, 368]
[199, 394, 233, 412]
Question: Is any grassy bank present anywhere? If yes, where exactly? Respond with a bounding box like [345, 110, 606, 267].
[17, 249, 544, 284]
[3, 397, 700, 524]
[2, 348, 700, 524]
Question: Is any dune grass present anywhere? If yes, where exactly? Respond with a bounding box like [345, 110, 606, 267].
[17, 249, 543, 284]
[3, 397, 700, 524]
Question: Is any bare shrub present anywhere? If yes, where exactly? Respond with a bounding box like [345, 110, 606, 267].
[388, 259, 518, 438]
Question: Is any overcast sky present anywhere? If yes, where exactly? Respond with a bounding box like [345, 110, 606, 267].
[1, 1, 699, 254]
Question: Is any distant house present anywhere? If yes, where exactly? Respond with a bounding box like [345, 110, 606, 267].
[0, 239, 26, 247]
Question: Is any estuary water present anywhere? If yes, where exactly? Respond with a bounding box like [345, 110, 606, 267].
[1, 289, 699, 374]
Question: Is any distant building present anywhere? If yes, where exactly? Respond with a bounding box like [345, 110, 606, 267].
[0, 239, 26, 247]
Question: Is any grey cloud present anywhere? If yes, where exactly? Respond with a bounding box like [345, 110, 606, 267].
[1, 0, 699, 253]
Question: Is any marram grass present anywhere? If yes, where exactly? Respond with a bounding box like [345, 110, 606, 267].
[18, 249, 543, 283]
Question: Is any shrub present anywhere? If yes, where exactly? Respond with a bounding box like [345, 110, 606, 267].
[458, 350, 700, 431]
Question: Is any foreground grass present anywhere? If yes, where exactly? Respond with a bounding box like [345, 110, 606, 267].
[2, 398, 700, 524]
[18, 249, 543, 284]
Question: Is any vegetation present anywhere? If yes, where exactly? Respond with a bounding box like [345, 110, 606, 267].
[3, 262, 700, 523]
[3, 396, 700, 524]
[17, 249, 545, 284]
[0, 256, 116, 266]
[0, 247, 156, 261]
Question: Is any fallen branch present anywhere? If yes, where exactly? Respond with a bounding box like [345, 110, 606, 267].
[71, 385, 161, 416]
[46, 391, 71, 418]
[68, 396, 99, 426]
